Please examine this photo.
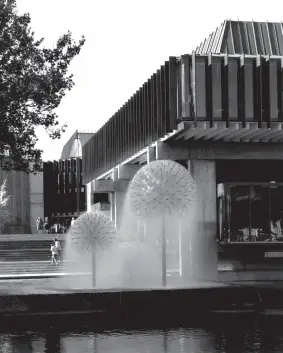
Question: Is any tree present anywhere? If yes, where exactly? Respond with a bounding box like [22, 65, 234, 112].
[0, 178, 11, 233]
[0, 0, 85, 172]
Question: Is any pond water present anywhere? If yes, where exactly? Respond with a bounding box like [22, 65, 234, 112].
[1, 313, 283, 353]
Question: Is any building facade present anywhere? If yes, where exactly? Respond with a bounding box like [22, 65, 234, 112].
[0, 168, 44, 234]
[43, 158, 86, 229]
[81, 20, 283, 279]
[0, 130, 92, 234]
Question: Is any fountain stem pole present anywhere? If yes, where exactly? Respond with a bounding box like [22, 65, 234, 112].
[92, 243, 96, 287]
[178, 221, 182, 277]
[162, 215, 167, 287]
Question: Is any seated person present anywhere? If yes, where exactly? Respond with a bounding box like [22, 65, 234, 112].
[270, 218, 281, 241]
[238, 227, 260, 242]
[237, 227, 250, 241]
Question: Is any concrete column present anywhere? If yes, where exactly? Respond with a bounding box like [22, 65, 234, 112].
[114, 191, 126, 229]
[110, 168, 118, 225]
[147, 146, 156, 163]
[0, 170, 30, 234]
[181, 159, 218, 281]
[112, 167, 118, 181]
[29, 171, 44, 234]
[113, 165, 140, 230]
[113, 180, 130, 229]
[86, 182, 92, 213]
[109, 192, 115, 223]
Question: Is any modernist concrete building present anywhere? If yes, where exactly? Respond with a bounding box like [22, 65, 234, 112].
[0, 131, 93, 234]
[0, 164, 44, 234]
[43, 131, 94, 228]
[82, 20, 283, 276]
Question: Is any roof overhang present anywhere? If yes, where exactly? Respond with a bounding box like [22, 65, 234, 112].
[169, 121, 283, 143]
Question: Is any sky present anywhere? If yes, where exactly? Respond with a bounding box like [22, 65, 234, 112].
[16, 0, 283, 161]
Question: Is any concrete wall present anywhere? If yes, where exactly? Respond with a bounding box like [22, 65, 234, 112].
[0, 168, 44, 235]
[91, 202, 110, 219]
[114, 191, 126, 229]
[86, 182, 92, 213]
[29, 171, 44, 234]
[0, 170, 31, 234]
[189, 159, 218, 281]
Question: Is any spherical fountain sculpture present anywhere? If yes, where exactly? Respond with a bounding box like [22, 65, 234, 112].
[69, 211, 117, 287]
[129, 160, 196, 287]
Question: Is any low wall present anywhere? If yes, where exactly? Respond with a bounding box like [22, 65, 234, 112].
[0, 286, 261, 331]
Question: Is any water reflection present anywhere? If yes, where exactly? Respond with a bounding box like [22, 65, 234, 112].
[3, 315, 283, 353]
[0, 335, 33, 353]
[45, 331, 61, 353]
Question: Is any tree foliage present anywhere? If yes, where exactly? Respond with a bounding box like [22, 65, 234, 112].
[0, 178, 11, 232]
[0, 0, 85, 172]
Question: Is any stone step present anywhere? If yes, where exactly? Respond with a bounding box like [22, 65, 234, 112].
[0, 241, 66, 250]
[0, 249, 66, 262]
[0, 261, 86, 275]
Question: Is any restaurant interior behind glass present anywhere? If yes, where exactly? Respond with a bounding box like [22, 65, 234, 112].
[217, 160, 283, 242]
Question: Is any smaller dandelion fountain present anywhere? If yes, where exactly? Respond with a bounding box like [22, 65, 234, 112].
[69, 211, 117, 287]
[129, 160, 196, 287]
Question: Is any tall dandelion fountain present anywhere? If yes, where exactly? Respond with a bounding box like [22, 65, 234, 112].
[69, 211, 117, 287]
[129, 160, 196, 287]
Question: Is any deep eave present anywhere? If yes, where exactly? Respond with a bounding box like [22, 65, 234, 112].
[82, 20, 283, 184]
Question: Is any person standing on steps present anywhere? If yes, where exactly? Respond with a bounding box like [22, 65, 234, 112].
[43, 217, 50, 234]
[50, 240, 58, 266]
[54, 237, 61, 263]
[36, 217, 43, 234]
[71, 217, 75, 227]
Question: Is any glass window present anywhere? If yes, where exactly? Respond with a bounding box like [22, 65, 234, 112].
[217, 183, 283, 242]
[230, 186, 250, 241]
[250, 186, 270, 241]
[270, 185, 283, 240]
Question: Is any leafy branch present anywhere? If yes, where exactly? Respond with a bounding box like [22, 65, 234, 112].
[0, 0, 85, 173]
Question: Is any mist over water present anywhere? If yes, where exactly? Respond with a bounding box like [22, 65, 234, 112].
[54, 161, 218, 291]
[57, 199, 217, 290]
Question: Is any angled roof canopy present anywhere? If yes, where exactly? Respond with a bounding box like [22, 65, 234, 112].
[60, 131, 94, 160]
[195, 20, 283, 55]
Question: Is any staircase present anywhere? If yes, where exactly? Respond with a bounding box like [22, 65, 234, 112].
[0, 239, 66, 262]
[0, 261, 87, 278]
[0, 236, 86, 278]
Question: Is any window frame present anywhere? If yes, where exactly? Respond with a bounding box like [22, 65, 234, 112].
[217, 181, 283, 242]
